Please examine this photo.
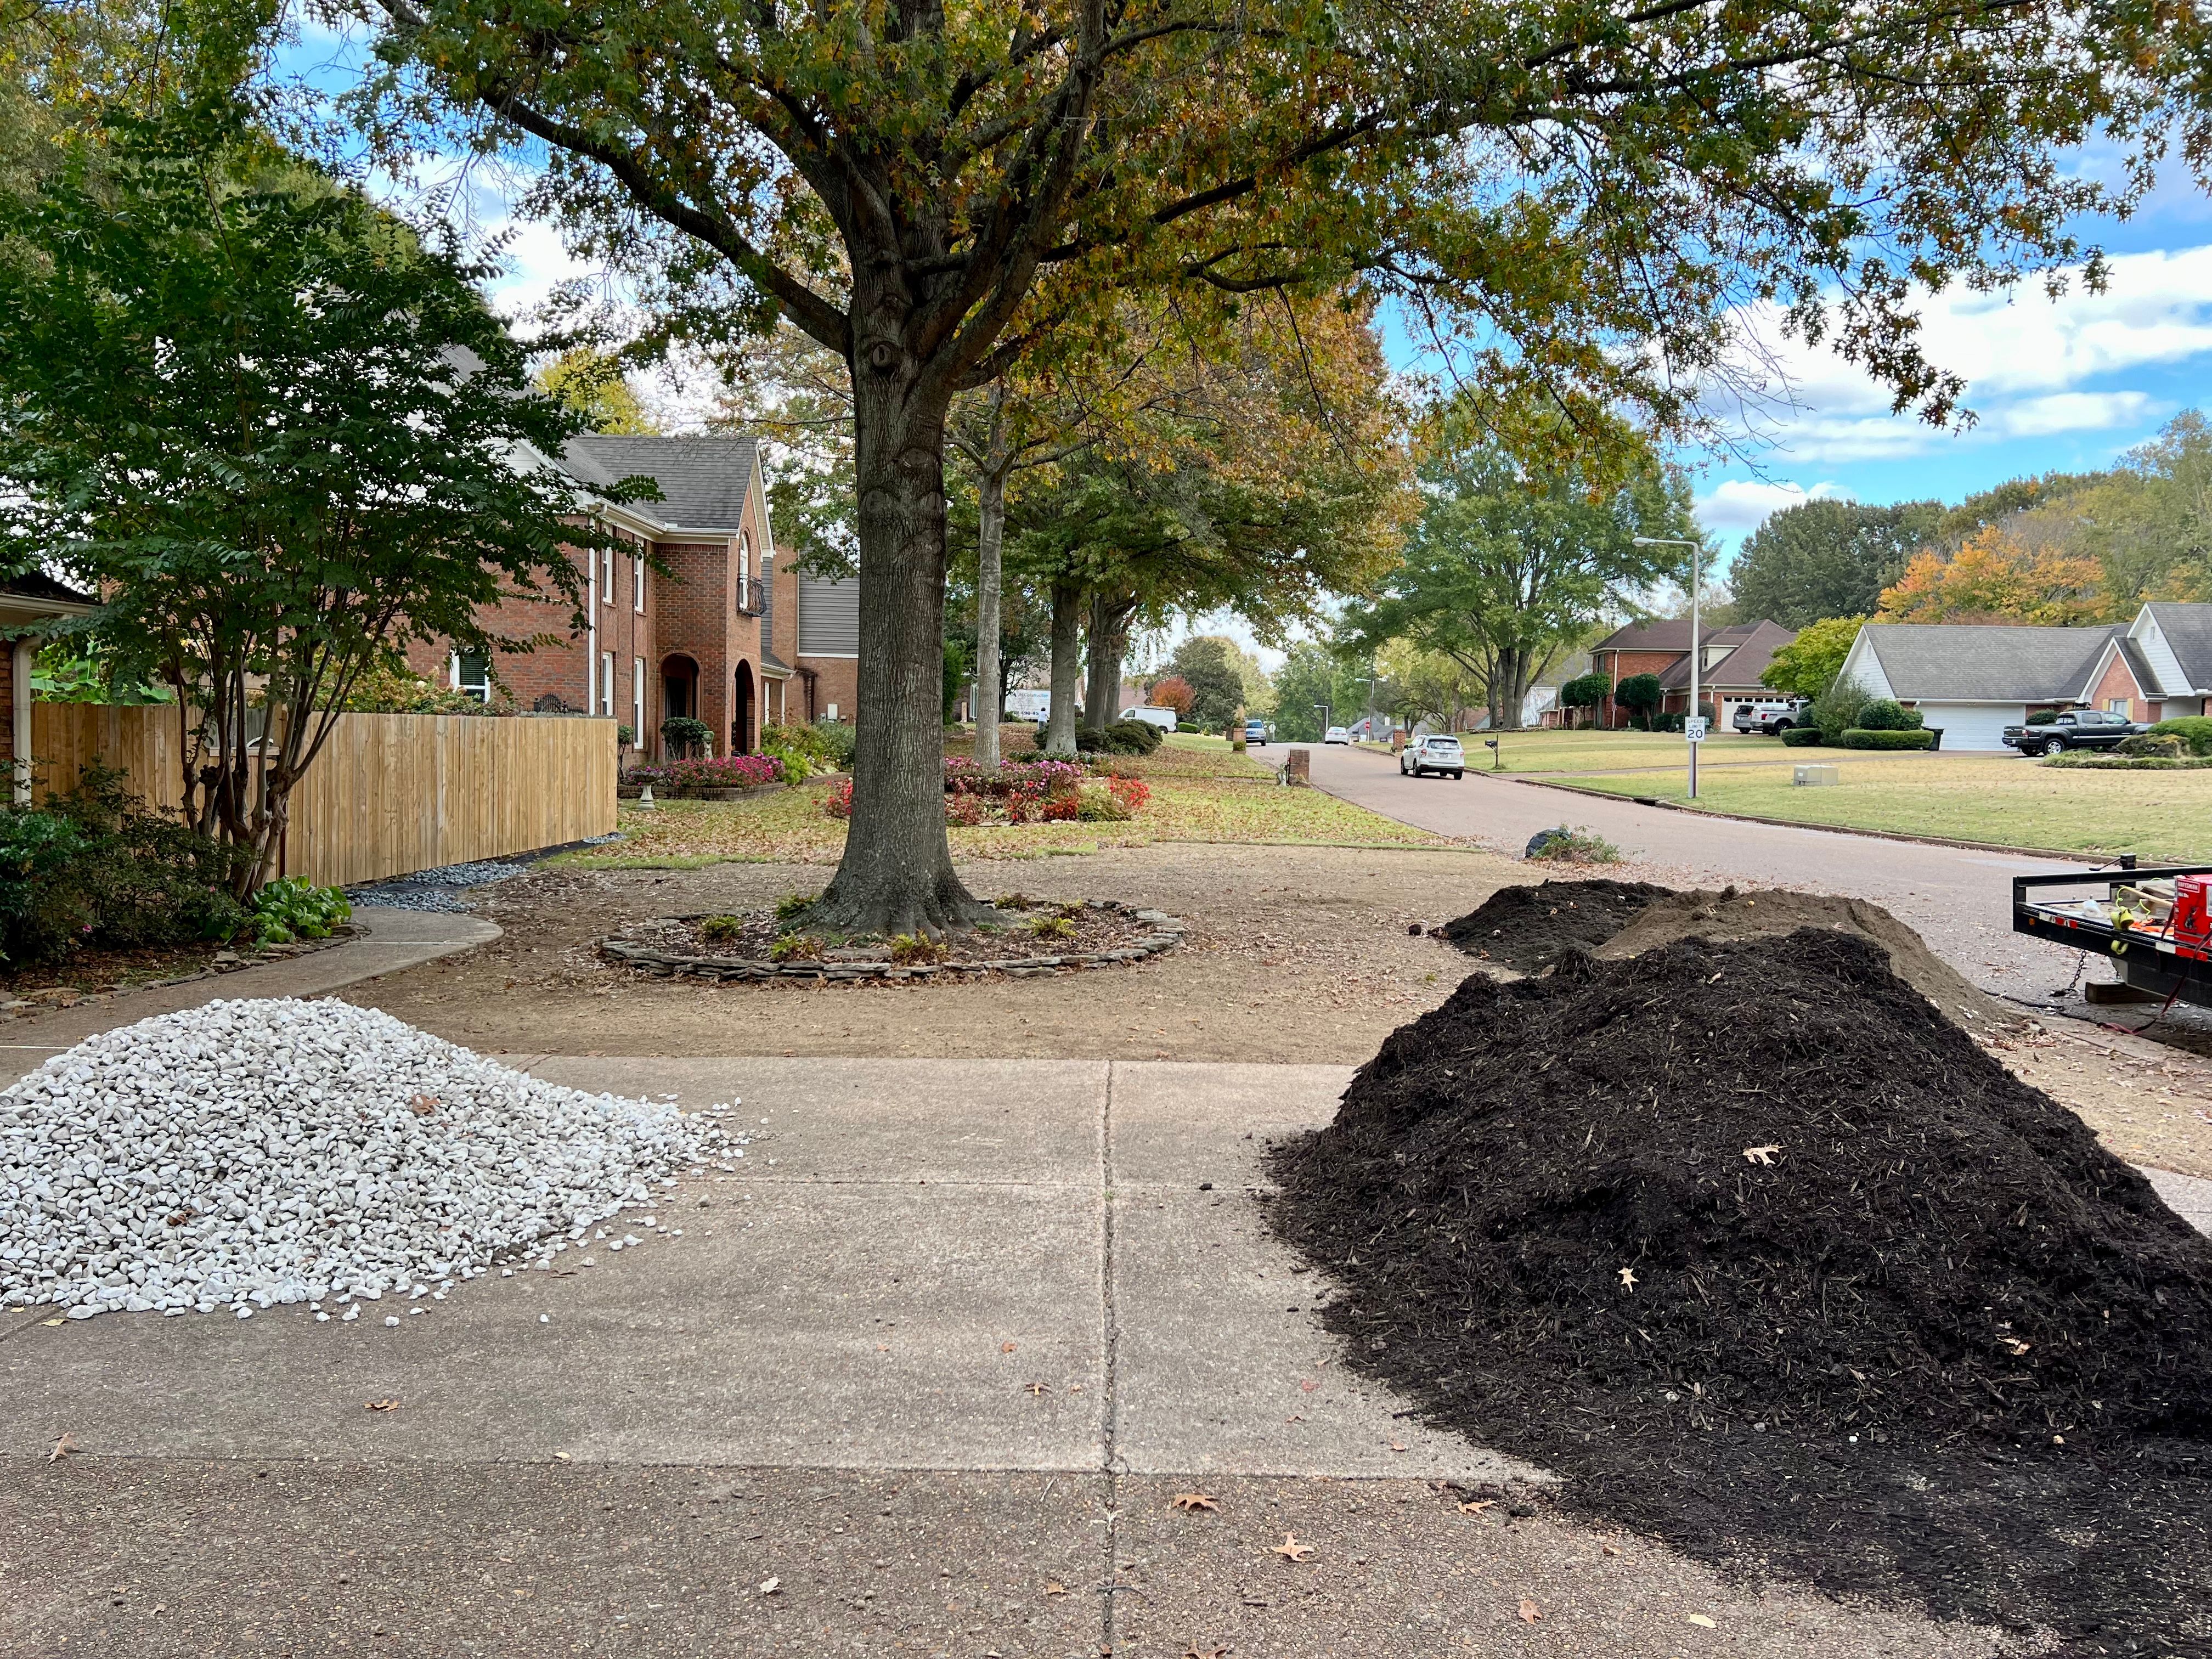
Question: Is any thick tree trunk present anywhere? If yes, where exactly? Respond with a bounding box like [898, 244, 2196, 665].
[1043, 578, 1083, 755]
[1082, 590, 1136, 734]
[974, 460, 1007, 769]
[809, 368, 988, 937]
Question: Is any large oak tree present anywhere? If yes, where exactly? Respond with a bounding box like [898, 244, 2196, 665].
[361, 0, 2204, 933]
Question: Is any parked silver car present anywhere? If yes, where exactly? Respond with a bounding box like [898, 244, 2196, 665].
[1399, 735, 1465, 778]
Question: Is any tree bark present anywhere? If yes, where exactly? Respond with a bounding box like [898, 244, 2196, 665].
[1043, 577, 1084, 755]
[1082, 589, 1137, 733]
[973, 432, 1010, 770]
[809, 362, 989, 937]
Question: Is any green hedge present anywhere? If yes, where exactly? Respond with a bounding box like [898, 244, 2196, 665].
[1856, 698, 1924, 731]
[1780, 727, 1824, 748]
[1838, 727, 1936, 751]
[2149, 715, 2212, 757]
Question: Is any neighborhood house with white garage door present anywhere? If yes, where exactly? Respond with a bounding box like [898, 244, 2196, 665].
[1837, 603, 2212, 750]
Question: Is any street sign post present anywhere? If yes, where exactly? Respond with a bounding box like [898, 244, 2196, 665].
[1684, 715, 1707, 798]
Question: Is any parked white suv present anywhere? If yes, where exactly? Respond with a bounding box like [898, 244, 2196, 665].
[1400, 735, 1465, 778]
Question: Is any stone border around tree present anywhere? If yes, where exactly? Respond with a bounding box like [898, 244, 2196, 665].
[597, 899, 1186, 983]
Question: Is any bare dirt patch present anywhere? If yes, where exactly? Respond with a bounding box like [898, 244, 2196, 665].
[334, 842, 2212, 1177]
[341, 843, 1499, 1063]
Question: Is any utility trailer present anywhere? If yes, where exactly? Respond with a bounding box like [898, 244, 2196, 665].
[2012, 862, 2212, 1009]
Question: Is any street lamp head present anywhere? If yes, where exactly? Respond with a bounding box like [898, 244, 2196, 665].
[1633, 535, 1702, 548]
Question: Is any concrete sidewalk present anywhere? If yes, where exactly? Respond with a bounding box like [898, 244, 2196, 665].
[1, 1058, 2011, 1658]
[0, 905, 497, 1082]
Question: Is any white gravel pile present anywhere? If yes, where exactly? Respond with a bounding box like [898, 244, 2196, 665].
[0, 998, 741, 1320]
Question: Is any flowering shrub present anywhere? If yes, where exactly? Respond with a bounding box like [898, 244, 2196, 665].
[1076, 785, 1132, 821]
[627, 755, 785, 792]
[1107, 775, 1150, 812]
[1041, 794, 1081, 822]
[823, 780, 854, 820]
[944, 757, 1085, 799]
[945, 792, 988, 827]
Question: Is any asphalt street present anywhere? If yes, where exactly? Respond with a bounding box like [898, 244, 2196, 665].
[1288, 737, 2105, 1005]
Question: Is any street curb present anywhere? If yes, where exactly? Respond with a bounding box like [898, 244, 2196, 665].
[1494, 773, 2109, 866]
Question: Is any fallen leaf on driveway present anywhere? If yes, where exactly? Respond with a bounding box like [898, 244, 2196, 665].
[1299, 1378, 1318, 1393]
[1686, 1613, 1716, 1628]
[410, 1094, 438, 1116]
[1517, 1598, 1541, 1623]
[47, 1433, 77, 1462]
[1271, 1534, 1313, 1562]
[758, 1577, 780, 1595]
[1457, 1500, 1495, 1514]
[364, 1399, 400, 1412]
[1742, 1144, 1781, 1166]
[1183, 1647, 1232, 1657]
[1171, 1492, 1220, 1511]
[1044, 1583, 1069, 1596]
[1001, 1341, 1019, 1353]
[1389, 1441, 1408, 1453]
[1024, 1381, 1050, 1396]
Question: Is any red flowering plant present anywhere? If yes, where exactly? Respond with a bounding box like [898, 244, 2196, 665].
[1106, 774, 1150, 812]
[823, 779, 854, 820]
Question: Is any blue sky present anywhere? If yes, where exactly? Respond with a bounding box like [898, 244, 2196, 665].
[1683, 166, 2212, 567]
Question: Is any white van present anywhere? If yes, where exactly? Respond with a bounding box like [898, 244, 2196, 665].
[1120, 706, 1178, 732]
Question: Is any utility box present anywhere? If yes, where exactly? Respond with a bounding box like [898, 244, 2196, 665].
[1284, 747, 1311, 786]
[1793, 764, 1841, 787]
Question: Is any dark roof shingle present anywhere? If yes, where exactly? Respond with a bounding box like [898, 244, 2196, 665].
[1857, 623, 2119, 702]
[1657, 619, 1798, 690]
[562, 436, 758, 532]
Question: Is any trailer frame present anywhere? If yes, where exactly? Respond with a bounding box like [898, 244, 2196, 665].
[2012, 862, 2212, 1008]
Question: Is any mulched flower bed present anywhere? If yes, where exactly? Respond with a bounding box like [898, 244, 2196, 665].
[1268, 927, 2212, 1655]
[599, 895, 1185, 983]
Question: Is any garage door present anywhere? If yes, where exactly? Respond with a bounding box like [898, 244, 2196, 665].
[1915, 703, 2019, 751]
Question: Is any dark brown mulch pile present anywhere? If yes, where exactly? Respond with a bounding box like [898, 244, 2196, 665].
[1268, 929, 2212, 1655]
[1434, 877, 1671, 972]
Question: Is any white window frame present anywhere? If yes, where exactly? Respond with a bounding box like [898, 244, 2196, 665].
[601, 544, 616, 607]
[633, 548, 646, 613]
[2106, 697, 2130, 716]
[450, 650, 491, 703]
[633, 656, 645, 741]
[601, 651, 616, 717]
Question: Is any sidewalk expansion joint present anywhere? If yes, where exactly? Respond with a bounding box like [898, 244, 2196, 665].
[1099, 1059, 1124, 1655]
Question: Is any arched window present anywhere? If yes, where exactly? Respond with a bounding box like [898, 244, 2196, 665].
[737, 530, 752, 590]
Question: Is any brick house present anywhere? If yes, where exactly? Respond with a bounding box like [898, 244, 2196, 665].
[1588, 617, 1797, 729]
[1837, 603, 2212, 749]
[406, 435, 811, 759]
[0, 573, 98, 803]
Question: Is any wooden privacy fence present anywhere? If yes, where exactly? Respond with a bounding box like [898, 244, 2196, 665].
[29, 704, 618, 888]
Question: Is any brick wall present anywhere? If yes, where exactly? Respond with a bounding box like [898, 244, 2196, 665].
[1597, 647, 1689, 727]
[2089, 649, 2153, 723]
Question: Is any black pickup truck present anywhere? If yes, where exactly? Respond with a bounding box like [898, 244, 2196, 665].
[2001, 709, 2145, 755]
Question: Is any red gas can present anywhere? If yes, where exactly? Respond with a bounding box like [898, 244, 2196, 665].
[2175, 874, 2212, 944]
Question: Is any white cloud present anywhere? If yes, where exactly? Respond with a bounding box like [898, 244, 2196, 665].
[1694, 478, 1853, 534]
[1722, 244, 2212, 463]
[1988, 390, 2165, 439]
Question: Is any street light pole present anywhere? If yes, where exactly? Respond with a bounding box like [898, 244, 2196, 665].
[1634, 536, 1709, 800]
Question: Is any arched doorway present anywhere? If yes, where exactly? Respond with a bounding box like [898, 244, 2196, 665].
[731, 660, 757, 755]
[661, 655, 701, 754]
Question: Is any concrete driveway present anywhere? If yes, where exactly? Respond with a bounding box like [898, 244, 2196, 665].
[1296, 740, 2098, 1003]
[0, 1057, 2001, 1658]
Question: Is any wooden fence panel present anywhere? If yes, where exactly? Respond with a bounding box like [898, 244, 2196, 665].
[27, 706, 617, 887]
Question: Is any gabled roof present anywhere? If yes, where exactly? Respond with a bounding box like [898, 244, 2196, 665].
[1852, 622, 2121, 702]
[1657, 619, 1797, 690]
[562, 436, 759, 533]
[2115, 637, 2162, 698]
[2143, 603, 2212, 692]
[1594, 618, 1760, 655]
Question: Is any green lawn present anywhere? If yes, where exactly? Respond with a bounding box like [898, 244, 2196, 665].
[1550, 753, 2212, 861]
[1468, 727, 1870, 775]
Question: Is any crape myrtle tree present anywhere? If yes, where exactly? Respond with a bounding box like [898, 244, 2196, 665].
[362, 0, 2207, 934]
[0, 108, 646, 895]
